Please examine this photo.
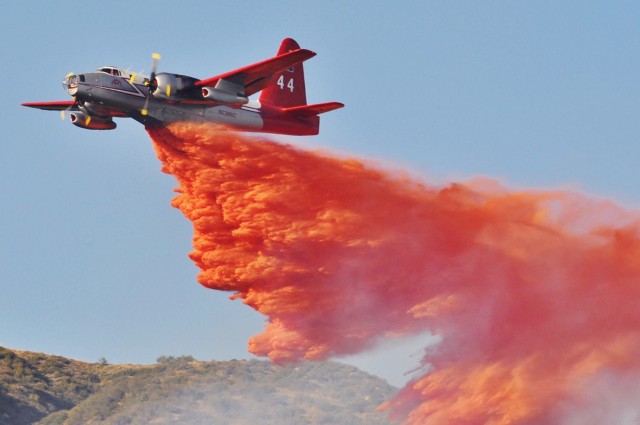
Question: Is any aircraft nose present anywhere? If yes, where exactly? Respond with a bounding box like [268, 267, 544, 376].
[62, 72, 79, 96]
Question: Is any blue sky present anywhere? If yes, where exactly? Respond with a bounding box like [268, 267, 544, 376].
[1, 1, 639, 386]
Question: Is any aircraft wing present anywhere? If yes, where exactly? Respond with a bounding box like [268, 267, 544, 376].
[22, 100, 78, 111]
[195, 48, 316, 97]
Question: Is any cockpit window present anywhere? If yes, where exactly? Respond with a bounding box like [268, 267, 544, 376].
[98, 67, 121, 76]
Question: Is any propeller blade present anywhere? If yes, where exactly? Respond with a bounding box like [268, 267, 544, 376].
[141, 53, 161, 116]
[141, 97, 150, 116]
[149, 53, 161, 84]
[60, 102, 76, 121]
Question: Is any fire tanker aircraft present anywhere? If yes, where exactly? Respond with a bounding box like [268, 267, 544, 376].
[22, 38, 343, 136]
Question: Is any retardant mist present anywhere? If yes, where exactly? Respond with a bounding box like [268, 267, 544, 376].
[148, 122, 640, 425]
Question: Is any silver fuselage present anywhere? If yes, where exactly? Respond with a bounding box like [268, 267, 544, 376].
[72, 71, 265, 130]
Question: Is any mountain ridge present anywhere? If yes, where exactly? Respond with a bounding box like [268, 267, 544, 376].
[0, 346, 397, 425]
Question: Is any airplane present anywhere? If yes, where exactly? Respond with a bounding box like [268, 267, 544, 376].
[22, 38, 343, 136]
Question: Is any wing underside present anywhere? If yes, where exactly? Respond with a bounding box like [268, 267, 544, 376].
[21, 100, 78, 111]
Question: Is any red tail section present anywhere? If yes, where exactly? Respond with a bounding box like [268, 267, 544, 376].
[259, 38, 308, 108]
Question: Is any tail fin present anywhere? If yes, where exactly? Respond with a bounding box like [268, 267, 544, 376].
[259, 38, 308, 108]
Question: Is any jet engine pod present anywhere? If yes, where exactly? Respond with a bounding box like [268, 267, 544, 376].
[70, 112, 117, 130]
[201, 87, 249, 105]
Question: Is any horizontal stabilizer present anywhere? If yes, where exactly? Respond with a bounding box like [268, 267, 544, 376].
[283, 102, 344, 117]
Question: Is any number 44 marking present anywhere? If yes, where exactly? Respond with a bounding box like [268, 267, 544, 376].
[277, 75, 295, 92]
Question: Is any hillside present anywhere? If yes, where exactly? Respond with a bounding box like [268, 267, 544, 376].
[0, 347, 397, 425]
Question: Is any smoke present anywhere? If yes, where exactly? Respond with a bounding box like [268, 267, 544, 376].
[148, 122, 640, 425]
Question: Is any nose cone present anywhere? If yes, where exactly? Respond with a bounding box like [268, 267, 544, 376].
[62, 73, 79, 96]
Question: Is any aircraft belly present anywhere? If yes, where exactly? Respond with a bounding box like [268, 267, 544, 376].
[152, 104, 197, 122]
[148, 104, 263, 130]
[202, 106, 264, 129]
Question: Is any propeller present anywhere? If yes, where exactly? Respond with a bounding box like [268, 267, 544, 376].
[149, 53, 160, 87]
[61, 72, 76, 120]
[60, 107, 79, 121]
[141, 53, 161, 116]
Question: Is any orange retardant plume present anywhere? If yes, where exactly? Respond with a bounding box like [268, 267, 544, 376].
[148, 122, 640, 424]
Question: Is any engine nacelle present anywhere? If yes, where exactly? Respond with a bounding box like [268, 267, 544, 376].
[151, 73, 198, 101]
[201, 87, 248, 104]
[70, 112, 117, 130]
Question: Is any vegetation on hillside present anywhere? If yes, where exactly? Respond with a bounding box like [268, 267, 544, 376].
[0, 347, 397, 425]
[0, 347, 102, 425]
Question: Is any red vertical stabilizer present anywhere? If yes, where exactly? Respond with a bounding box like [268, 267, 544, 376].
[259, 38, 308, 108]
